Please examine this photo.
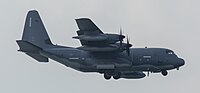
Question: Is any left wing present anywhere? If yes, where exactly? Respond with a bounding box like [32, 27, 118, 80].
[75, 18, 103, 34]
[73, 18, 128, 52]
[74, 18, 107, 46]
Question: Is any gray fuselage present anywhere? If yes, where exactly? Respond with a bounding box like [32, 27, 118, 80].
[17, 10, 185, 80]
[40, 45, 184, 74]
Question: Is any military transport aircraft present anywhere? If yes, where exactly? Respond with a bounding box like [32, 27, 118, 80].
[16, 10, 185, 80]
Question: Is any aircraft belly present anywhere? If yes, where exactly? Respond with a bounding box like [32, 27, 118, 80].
[131, 65, 175, 71]
[156, 65, 174, 70]
[96, 65, 114, 69]
[131, 65, 160, 71]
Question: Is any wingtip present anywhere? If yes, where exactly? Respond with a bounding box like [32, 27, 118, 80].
[75, 18, 91, 21]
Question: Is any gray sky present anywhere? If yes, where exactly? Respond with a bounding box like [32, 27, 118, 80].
[1, 0, 200, 93]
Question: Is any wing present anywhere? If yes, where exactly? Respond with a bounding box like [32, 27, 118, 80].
[75, 18, 103, 34]
[74, 18, 126, 52]
[74, 18, 107, 46]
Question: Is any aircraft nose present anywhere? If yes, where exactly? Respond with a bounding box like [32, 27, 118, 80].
[178, 58, 185, 67]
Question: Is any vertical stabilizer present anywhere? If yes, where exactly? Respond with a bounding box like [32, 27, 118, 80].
[22, 10, 53, 48]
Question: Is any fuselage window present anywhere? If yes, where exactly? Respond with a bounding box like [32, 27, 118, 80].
[166, 50, 174, 55]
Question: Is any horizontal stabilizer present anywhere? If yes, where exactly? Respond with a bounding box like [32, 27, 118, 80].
[16, 40, 41, 53]
[26, 53, 48, 62]
[16, 40, 48, 62]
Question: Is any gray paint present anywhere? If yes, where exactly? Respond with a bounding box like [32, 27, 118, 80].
[1, 0, 199, 93]
[17, 10, 184, 80]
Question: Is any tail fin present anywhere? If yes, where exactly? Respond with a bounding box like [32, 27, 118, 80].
[16, 10, 52, 62]
[22, 10, 53, 48]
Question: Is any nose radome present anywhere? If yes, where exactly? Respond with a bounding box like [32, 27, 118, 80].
[179, 58, 185, 66]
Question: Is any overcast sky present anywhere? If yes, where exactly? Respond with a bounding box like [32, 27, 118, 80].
[0, 0, 200, 93]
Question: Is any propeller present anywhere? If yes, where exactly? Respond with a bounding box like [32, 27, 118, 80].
[126, 35, 132, 56]
[118, 27, 132, 56]
[119, 27, 125, 49]
[119, 27, 124, 46]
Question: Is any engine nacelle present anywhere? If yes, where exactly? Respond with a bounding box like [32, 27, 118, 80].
[73, 33, 125, 44]
[73, 35, 108, 41]
[120, 71, 146, 79]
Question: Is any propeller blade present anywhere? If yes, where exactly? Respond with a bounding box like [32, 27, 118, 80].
[120, 27, 122, 36]
[119, 28, 122, 46]
[127, 35, 129, 44]
[119, 27, 125, 49]
[127, 35, 132, 47]
[126, 35, 133, 56]
[126, 35, 130, 56]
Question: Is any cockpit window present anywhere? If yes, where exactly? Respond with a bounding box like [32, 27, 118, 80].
[166, 50, 174, 55]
